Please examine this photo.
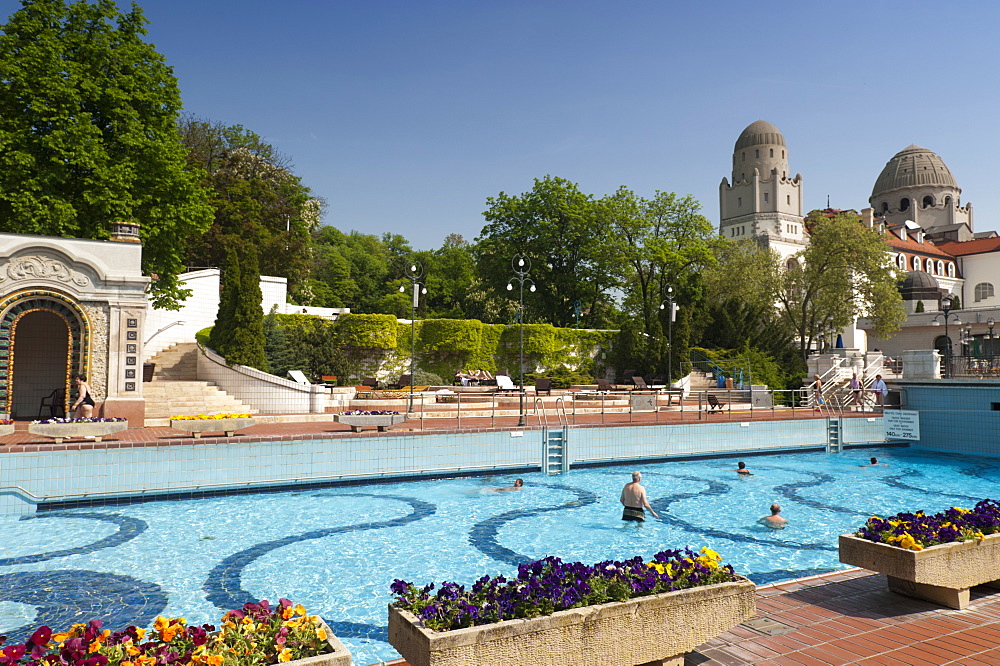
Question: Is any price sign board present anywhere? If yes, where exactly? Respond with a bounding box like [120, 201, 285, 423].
[884, 409, 920, 441]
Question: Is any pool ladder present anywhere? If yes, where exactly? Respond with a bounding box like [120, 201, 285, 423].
[827, 417, 842, 453]
[537, 397, 570, 475]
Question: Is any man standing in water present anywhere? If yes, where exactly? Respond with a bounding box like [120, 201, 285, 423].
[620, 471, 659, 521]
[758, 504, 788, 529]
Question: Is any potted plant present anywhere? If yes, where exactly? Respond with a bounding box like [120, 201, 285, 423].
[388, 547, 755, 666]
[28, 417, 128, 444]
[333, 410, 407, 432]
[0, 598, 352, 666]
[170, 413, 257, 438]
[840, 499, 1000, 609]
[0, 418, 13, 438]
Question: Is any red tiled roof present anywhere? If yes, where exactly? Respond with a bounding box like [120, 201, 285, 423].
[883, 231, 956, 258]
[937, 236, 1000, 256]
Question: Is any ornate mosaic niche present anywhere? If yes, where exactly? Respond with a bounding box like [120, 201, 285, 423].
[0, 290, 91, 416]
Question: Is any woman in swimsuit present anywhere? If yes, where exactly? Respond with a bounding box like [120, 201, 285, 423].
[71, 374, 95, 418]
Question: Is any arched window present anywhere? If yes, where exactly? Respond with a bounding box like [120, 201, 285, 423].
[786, 194, 790, 204]
[738, 197, 742, 208]
[923, 195, 935, 208]
[945, 196, 952, 206]
[913, 256, 921, 271]
[897, 254, 906, 269]
[900, 198, 910, 211]
[755, 149, 760, 158]
[881, 202, 889, 213]
[936, 260, 945, 275]
[786, 258, 799, 270]
[782, 150, 785, 159]
[742, 152, 745, 161]
[770, 148, 774, 157]
[927, 261, 935, 275]
[975, 282, 995, 302]
[948, 263, 956, 277]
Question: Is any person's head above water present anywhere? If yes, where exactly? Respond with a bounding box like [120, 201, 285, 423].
[514, 478, 523, 487]
[737, 462, 746, 469]
[870, 457, 878, 465]
[770, 504, 782, 515]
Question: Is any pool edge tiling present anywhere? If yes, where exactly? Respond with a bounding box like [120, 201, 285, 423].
[0, 416, 888, 515]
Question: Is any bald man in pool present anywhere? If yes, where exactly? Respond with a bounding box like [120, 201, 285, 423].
[620, 471, 659, 521]
[758, 504, 788, 529]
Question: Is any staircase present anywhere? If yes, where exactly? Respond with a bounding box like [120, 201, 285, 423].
[142, 381, 255, 418]
[143, 343, 254, 418]
[149, 342, 198, 380]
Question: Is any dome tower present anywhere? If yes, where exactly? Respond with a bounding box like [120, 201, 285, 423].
[870, 145, 973, 241]
[719, 121, 805, 260]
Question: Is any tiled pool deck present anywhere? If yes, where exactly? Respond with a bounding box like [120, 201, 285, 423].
[8, 409, 990, 665]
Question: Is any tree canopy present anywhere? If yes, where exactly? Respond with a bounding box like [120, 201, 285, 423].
[0, 0, 213, 308]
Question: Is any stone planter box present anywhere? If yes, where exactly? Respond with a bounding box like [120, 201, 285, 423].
[388, 576, 756, 666]
[291, 619, 353, 666]
[334, 414, 407, 432]
[840, 532, 1000, 609]
[170, 417, 256, 438]
[0, 424, 14, 438]
[28, 421, 128, 445]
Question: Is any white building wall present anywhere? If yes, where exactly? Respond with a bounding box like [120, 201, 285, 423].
[961, 254, 1000, 309]
[143, 270, 221, 359]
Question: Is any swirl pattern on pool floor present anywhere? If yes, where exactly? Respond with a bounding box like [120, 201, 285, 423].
[469, 483, 598, 566]
[202, 493, 434, 642]
[0, 512, 147, 566]
[0, 570, 167, 644]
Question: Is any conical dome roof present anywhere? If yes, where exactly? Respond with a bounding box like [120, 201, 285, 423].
[734, 120, 786, 151]
[872, 145, 957, 198]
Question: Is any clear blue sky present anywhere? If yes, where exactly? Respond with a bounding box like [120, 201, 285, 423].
[6, 0, 1000, 250]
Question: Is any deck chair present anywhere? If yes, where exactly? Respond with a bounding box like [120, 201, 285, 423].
[621, 369, 637, 384]
[495, 375, 520, 392]
[596, 379, 612, 393]
[361, 377, 378, 389]
[534, 378, 552, 396]
[39, 388, 66, 417]
[391, 374, 413, 389]
[630, 376, 650, 391]
[707, 394, 726, 413]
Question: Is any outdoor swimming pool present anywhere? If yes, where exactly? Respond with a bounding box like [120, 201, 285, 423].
[2, 445, 998, 664]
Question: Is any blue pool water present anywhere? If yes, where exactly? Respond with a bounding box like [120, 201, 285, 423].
[2, 446, 999, 664]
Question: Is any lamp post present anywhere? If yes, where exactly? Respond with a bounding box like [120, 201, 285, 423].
[399, 262, 425, 414]
[989, 318, 996, 359]
[931, 295, 961, 378]
[659, 287, 677, 387]
[507, 254, 535, 427]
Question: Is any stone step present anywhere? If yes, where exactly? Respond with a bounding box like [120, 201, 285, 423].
[143, 378, 253, 418]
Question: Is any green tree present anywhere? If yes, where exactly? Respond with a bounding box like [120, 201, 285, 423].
[210, 239, 266, 369]
[0, 0, 213, 308]
[603, 188, 717, 334]
[179, 117, 321, 299]
[780, 210, 905, 359]
[476, 176, 619, 327]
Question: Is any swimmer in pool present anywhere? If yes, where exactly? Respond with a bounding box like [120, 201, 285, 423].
[495, 478, 524, 492]
[860, 457, 886, 467]
[758, 504, 787, 529]
[734, 461, 753, 476]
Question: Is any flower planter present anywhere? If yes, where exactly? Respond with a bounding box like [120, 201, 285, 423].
[170, 417, 256, 438]
[293, 619, 353, 666]
[388, 576, 756, 666]
[0, 424, 14, 438]
[334, 414, 407, 432]
[839, 532, 1000, 609]
[28, 421, 128, 445]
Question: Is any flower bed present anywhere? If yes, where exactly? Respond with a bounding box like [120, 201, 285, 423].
[841, 499, 1000, 609]
[170, 414, 256, 438]
[0, 419, 13, 438]
[334, 410, 406, 432]
[0, 598, 351, 666]
[388, 548, 755, 666]
[28, 417, 128, 444]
